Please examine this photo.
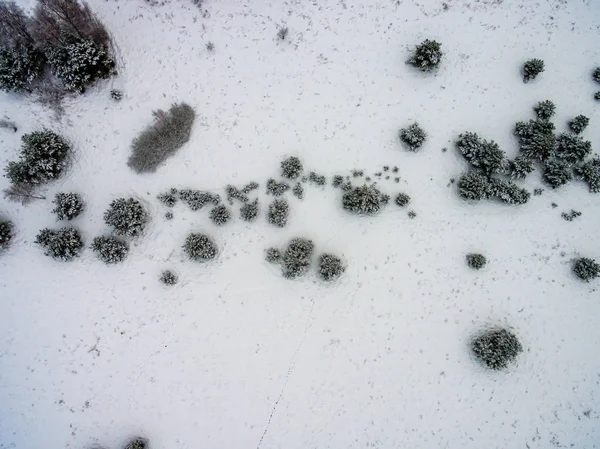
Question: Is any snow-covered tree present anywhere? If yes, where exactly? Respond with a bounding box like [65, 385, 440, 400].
[183, 232, 218, 261]
[575, 156, 600, 193]
[504, 155, 534, 179]
[455, 132, 505, 176]
[466, 253, 486, 269]
[240, 199, 259, 221]
[568, 115, 589, 135]
[52, 192, 84, 220]
[318, 253, 345, 281]
[308, 171, 326, 186]
[514, 119, 556, 162]
[160, 270, 178, 285]
[35, 226, 83, 261]
[342, 184, 388, 215]
[395, 192, 410, 207]
[267, 198, 289, 227]
[407, 39, 442, 71]
[123, 437, 148, 449]
[103, 198, 148, 236]
[533, 100, 555, 120]
[266, 178, 290, 196]
[399, 123, 427, 152]
[91, 235, 129, 264]
[157, 188, 178, 207]
[179, 189, 219, 211]
[471, 328, 522, 370]
[543, 159, 573, 189]
[573, 257, 600, 282]
[593, 67, 600, 84]
[457, 171, 494, 201]
[0, 220, 13, 250]
[281, 156, 303, 179]
[281, 237, 314, 279]
[265, 247, 282, 263]
[522, 58, 544, 83]
[491, 179, 531, 205]
[555, 133, 592, 164]
[209, 204, 231, 226]
[0, 45, 44, 92]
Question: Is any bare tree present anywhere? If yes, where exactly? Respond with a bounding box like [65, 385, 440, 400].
[0, 1, 36, 47]
[3, 183, 46, 205]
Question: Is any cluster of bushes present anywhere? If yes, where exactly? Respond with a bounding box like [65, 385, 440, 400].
[399, 123, 427, 151]
[342, 184, 389, 215]
[0, 0, 115, 95]
[471, 328, 522, 370]
[573, 257, 599, 282]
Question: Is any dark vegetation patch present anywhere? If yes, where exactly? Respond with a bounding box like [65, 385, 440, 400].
[407, 39, 442, 71]
[471, 328, 522, 370]
[91, 235, 129, 264]
[160, 270, 178, 285]
[183, 232, 217, 262]
[522, 58, 544, 83]
[281, 156, 303, 179]
[466, 253, 486, 269]
[268, 199, 289, 227]
[318, 253, 345, 281]
[266, 178, 290, 196]
[342, 184, 388, 215]
[35, 226, 83, 261]
[180, 189, 219, 211]
[52, 192, 84, 220]
[104, 198, 148, 236]
[573, 257, 600, 282]
[209, 204, 231, 226]
[281, 237, 314, 279]
[240, 199, 259, 222]
[399, 122, 427, 151]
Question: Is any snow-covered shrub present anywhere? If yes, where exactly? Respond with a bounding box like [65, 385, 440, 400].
[533, 100, 555, 120]
[318, 253, 345, 281]
[573, 257, 600, 282]
[561, 210, 582, 222]
[183, 232, 217, 262]
[157, 188, 178, 207]
[209, 204, 231, 226]
[575, 156, 600, 193]
[308, 171, 326, 186]
[4, 129, 70, 185]
[543, 159, 573, 189]
[52, 192, 84, 220]
[471, 328, 522, 370]
[522, 58, 544, 83]
[407, 39, 442, 71]
[292, 182, 304, 199]
[593, 67, 600, 84]
[160, 270, 178, 285]
[0, 220, 13, 250]
[342, 184, 388, 215]
[242, 181, 259, 194]
[225, 185, 248, 204]
[466, 253, 486, 269]
[0, 45, 44, 92]
[128, 103, 195, 173]
[504, 155, 534, 179]
[281, 156, 303, 179]
[407, 210, 417, 219]
[268, 198, 289, 227]
[569, 115, 589, 135]
[240, 199, 259, 221]
[457, 171, 494, 201]
[455, 132, 505, 176]
[35, 226, 83, 261]
[46, 36, 114, 93]
[165, 211, 173, 220]
[399, 123, 427, 151]
[266, 178, 290, 196]
[265, 247, 281, 263]
[595, 91, 600, 101]
[277, 26, 288, 40]
[123, 437, 148, 449]
[332, 175, 344, 188]
[395, 192, 410, 207]
[491, 179, 531, 205]
[340, 180, 353, 191]
[110, 89, 122, 100]
[555, 133, 592, 164]
[91, 235, 128, 264]
[514, 119, 556, 162]
[205, 41, 214, 51]
[104, 198, 148, 236]
[281, 237, 314, 279]
[179, 189, 219, 211]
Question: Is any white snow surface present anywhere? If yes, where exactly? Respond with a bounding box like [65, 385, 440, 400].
[1, 0, 600, 448]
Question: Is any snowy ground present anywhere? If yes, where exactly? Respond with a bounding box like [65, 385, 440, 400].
[1, 0, 600, 448]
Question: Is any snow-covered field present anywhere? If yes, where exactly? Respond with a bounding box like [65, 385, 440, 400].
[1, 0, 600, 448]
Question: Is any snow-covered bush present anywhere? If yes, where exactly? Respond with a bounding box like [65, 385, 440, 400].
[52, 192, 84, 220]
[471, 328, 522, 370]
[265, 247, 281, 263]
[123, 437, 148, 449]
[281, 237, 314, 279]
[395, 192, 410, 207]
[0, 45, 44, 92]
[318, 253, 345, 281]
[225, 185, 248, 204]
[455, 132, 505, 176]
[308, 171, 326, 186]
[157, 188, 178, 207]
[46, 36, 114, 93]
[240, 199, 259, 221]
[399, 123, 427, 151]
[569, 115, 589, 135]
[491, 179, 531, 205]
[104, 198, 148, 236]
[543, 159, 573, 189]
[179, 189, 219, 211]
[514, 119, 556, 162]
[281, 156, 303, 179]
[267, 198, 289, 227]
[292, 182, 304, 199]
[575, 156, 600, 193]
[4, 129, 70, 185]
[35, 226, 83, 261]
[128, 103, 195, 173]
[342, 184, 388, 215]
[504, 155, 534, 179]
[209, 204, 231, 226]
[533, 100, 555, 120]
[561, 210, 582, 222]
[91, 235, 129, 264]
[160, 270, 178, 285]
[332, 175, 344, 188]
[573, 257, 600, 282]
[555, 133, 592, 164]
[466, 253, 486, 269]
[183, 232, 217, 262]
[595, 91, 600, 101]
[407, 210, 417, 219]
[522, 58, 544, 83]
[242, 181, 259, 194]
[593, 67, 600, 83]
[457, 171, 494, 201]
[165, 211, 173, 220]
[407, 39, 442, 71]
[110, 89, 122, 100]
[277, 27, 289, 40]
[0, 220, 13, 250]
[266, 178, 290, 196]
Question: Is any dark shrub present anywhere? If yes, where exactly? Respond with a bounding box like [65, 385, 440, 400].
[165, 211, 173, 220]
[332, 175, 344, 187]
[407, 39, 442, 71]
[240, 199, 259, 221]
[466, 253, 486, 269]
[52, 192, 84, 220]
[110, 89, 122, 100]
[491, 179, 531, 205]
[504, 155, 534, 179]
[407, 210, 417, 219]
[555, 133, 592, 164]
[5, 129, 70, 185]
[0, 220, 13, 250]
[318, 253, 345, 281]
[573, 257, 600, 282]
[399, 123, 426, 152]
[157, 188, 178, 207]
[543, 159, 573, 189]
[471, 328, 522, 370]
[225, 185, 248, 204]
[308, 171, 326, 186]
[342, 184, 388, 215]
[457, 171, 494, 201]
[128, 103, 195, 173]
[35, 226, 83, 261]
[104, 198, 148, 236]
[395, 192, 410, 207]
[533, 100, 555, 120]
[183, 232, 217, 261]
[268, 199, 289, 227]
[209, 204, 231, 226]
[180, 189, 219, 211]
[242, 181, 259, 194]
[514, 119, 556, 162]
[595, 91, 600, 101]
[281, 237, 314, 279]
[265, 247, 281, 263]
[522, 58, 544, 82]
[160, 270, 178, 285]
[266, 178, 290, 196]
[292, 182, 304, 199]
[575, 156, 600, 193]
[123, 437, 148, 449]
[561, 210, 581, 222]
[455, 132, 505, 176]
[0, 45, 44, 92]
[91, 235, 128, 264]
[569, 115, 589, 134]
[277, 27, 288, 40]
[281, 156, 303, 179]
[593, 67, 600, 83]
